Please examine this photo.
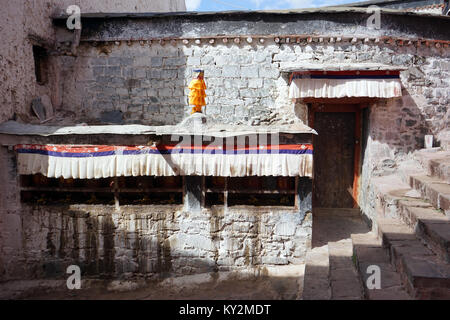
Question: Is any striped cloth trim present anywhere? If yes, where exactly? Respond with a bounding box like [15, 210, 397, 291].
[290, 70, 401, 82]
[14, 144, 313, 157]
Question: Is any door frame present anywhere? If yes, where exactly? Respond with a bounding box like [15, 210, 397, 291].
[306, 101, 367, 208]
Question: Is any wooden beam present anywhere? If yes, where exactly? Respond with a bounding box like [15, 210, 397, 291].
[352, 108, 362, 208]
[20, 186, 184, 193]
[303, 97, 380, 105]
[312, 103, 360, 113]
[113, 177, 120, 210]
[224, 177, 228, 210]
[206, 188, 296, 194]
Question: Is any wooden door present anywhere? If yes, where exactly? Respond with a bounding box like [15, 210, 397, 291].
[313, 111, 355, 208]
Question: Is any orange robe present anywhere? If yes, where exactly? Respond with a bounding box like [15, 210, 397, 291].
[188, 78, 207, 107]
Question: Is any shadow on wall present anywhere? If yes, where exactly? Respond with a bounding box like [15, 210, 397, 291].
[59, 23, 188, 126]
[0, 202, 309, 299]
[357, 86, 436, 222]
[360, 88, 432, 176]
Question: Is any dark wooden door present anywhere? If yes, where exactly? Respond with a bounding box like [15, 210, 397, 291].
[313, 112, 355, 208]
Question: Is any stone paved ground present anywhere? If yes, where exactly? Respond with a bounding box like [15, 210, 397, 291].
[304, 209, 370, 300]
[4, 266, 304, 300]
[25, 278, 294, 300]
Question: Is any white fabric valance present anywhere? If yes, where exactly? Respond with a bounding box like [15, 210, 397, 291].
[14, 144, 313, 178]
[289, 78, 402, 99]
[288, 71, 403, 99]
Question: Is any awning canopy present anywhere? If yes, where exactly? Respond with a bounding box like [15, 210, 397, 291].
[14, 143, 313, 178]
[289, 70, 403, 99]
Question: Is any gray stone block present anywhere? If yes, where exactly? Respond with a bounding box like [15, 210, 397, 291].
[222, 65, 240, 78]
[248, 78, 263, 88]
[259, 67, 280, 79]
[201, 55, 214, 65]
[187, 56, 201, 65]
[91, 57, 107, 66]
[161, 69, 178, 79]
[241, 66, 259, 78]
[148, 56, 161, 67]
[158, 88, 173, 97]
[135, 68, 147, 79]
[92, 66, 104, 77]
[105, 66, 121, 77]
[100, 110, 123, 124]
[165, 57, 185, 67]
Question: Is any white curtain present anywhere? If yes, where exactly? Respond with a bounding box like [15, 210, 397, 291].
[289, 78, 402, 98]
[15, 145, 313, 178]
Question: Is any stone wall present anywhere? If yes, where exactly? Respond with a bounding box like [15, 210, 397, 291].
[23, 32, 450, 243]
[1, 8, 449, 286]
[59, 41, 290, 126]
[0, 0, 186, 124]
[56, 0, 186, 13]
[0, 202, 311, 281]
[358, 52, 450, 222]
[60, 38, 449, 134]
[0, 0, 56, 123]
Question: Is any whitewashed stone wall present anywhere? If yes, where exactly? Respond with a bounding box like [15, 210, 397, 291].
[47, 38, 450, 236]
[0, 0, 186, 124]
[61, 40, 449, 136]
[0, 202, 311, 281]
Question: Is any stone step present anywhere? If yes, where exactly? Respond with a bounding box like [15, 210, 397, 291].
[302, 245, 330, 300]
[328, 240, 363, 300]
[398, 202, 450, 263]
[409, 175, 450, 216]
[374, 175, 450, 262]
[414, 149, 450, 184]
[376, 218, 450, 299]
[351, 232, 411, 300]
[429, 159, 450, 184]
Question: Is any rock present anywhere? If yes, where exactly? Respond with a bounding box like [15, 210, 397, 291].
[100, 110, 124, 124]
[31, 97, 46, 121]
[40, 95, 54, 118]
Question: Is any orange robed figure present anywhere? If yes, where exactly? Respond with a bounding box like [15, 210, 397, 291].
[188, 69, 206, 114]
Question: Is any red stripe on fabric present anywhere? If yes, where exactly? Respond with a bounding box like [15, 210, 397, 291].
[15, 143, 313, 152]
[292, 70, 400, 76]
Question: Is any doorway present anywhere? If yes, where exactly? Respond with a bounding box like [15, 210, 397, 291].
[308, 104, 362, 209]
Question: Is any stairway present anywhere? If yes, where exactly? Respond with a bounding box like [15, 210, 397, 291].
[303, 148, 450, 300]
[353, 148, 450, 299]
